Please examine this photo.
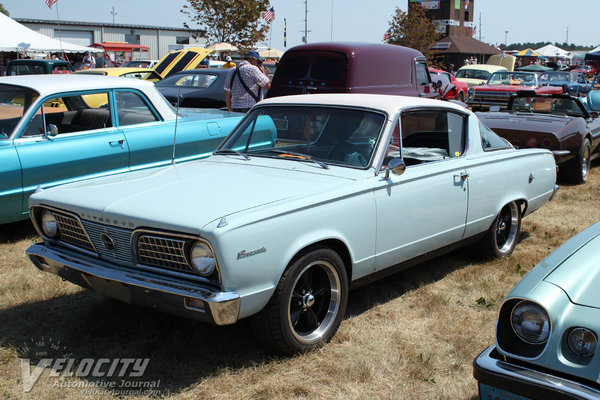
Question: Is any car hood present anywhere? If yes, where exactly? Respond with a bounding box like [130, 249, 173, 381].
[544, 231, 600, 308]
[30, 157, 357, 234]
[476, 112, 574, 135]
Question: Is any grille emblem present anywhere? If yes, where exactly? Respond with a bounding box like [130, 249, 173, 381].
[100, 233, 115, 251]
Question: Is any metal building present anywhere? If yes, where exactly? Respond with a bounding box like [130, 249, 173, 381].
[15, 18, 206, 60]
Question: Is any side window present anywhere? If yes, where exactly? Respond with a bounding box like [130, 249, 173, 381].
[21, 93, 111, 137]
[400, 110, 466, 165]
[115, 91, 159, 127]
[480, 121, 512, 150]
[415, 61, 430, 86]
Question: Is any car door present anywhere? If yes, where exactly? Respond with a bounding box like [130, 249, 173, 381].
[373, 109, 469, 271]
[15, 91, 129, 214]
[0, 144, 23, 223]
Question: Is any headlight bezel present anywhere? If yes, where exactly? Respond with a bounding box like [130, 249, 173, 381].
[189, 240, 217, 277]
[40, 209, 59, 238]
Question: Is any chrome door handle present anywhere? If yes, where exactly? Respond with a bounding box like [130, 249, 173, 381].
[454, 172, 469, 181]
[109, 139, 125, 149]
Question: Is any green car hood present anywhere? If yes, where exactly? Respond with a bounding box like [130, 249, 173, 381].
[545, 233, 600, 308]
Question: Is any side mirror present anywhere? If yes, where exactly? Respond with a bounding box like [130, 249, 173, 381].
[590, 111, 599, 119]
[384, 157, 406, 179]
[46, 124, 58, 138]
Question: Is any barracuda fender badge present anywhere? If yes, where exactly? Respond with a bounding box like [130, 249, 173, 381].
[237, 247, 267, 260]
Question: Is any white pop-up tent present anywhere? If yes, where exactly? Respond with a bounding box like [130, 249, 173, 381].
[0, 13, 96, 53]
[535, 44, 572, 59]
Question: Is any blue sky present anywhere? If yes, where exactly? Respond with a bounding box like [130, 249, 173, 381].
[2, 0, 599, 51]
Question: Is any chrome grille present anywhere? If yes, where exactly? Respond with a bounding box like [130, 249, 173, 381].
[53, 212, 95, 251]
[137, 235, 193, 272]
[82, 221, 134, 265]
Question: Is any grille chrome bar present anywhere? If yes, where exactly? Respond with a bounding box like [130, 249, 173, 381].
[137, 235, 193, 272]
[53, 212, 95, 251]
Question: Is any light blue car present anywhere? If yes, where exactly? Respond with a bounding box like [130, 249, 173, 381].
[0, 75, 243, 224]
[474, 220, 600, 400]
[26, 93, 558, 354]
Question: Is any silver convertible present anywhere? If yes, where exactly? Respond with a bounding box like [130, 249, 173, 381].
[26, 94, 558, 354]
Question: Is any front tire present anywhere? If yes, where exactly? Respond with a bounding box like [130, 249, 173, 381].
[252, 247, 348, 354]
[482, 202, 521, 258]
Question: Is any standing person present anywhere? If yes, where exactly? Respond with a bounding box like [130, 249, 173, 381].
[222, 56, 236, 69]
[224, 50, 271, 113]
[82, 51, 96, 69]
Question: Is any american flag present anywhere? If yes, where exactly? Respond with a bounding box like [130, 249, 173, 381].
[263, 7, 275, 23]
[45, 0, 58, 9]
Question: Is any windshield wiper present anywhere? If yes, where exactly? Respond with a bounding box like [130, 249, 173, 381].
[267, 149, 329, 169]
[213, 148, 250, 160]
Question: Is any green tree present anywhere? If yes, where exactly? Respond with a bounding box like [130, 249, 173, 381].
[0, 3, 9, 16]
[385, 4, 440, 59]
[181, 0, 271, 50]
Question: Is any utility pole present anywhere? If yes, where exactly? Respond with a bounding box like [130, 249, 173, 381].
[566, 26, 569, 44]
[504, 30, 509, 48]
[110, 6, 117, 23]
[302, 0, 310, 44]
[478, 12, 481, 41]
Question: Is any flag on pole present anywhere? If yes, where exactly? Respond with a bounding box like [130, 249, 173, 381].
[45, 0, 58, 9]
[264, 7, 275, 23]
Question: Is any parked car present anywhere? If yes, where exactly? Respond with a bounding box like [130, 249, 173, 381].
[454, 64, 507, 88]
[476, 92, 600, 184]
[572, 64, 597, 78]
[0, 74, 243, 225]
[26, 93, 558, 354]
[74, 67, 162, 82]
[429, 68, 468, 102]
[6, 59, 74, 76]
[466, 71, 563, 110]
[538, 71, 592, 96]
[474, 220, 600, 400]
[120, 59, 159, 69]
[155, 68, 228, 108]
[266, 42, 438, 99]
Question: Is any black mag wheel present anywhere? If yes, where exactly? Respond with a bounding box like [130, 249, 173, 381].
[483, 201, 521, 258]
[252, 247, 348, 354]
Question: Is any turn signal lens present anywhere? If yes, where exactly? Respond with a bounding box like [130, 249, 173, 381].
[568, 328, 597, 358]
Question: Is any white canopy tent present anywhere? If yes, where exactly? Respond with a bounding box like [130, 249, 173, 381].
[535, 44, 572, 59]
[0, 13, 96, 53]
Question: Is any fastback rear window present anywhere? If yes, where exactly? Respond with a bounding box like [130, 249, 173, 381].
[277, 53, 347, 86]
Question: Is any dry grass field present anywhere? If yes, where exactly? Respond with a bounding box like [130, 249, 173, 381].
[1, 162, 599, 400]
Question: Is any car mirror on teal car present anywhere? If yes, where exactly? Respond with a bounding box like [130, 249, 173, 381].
[45, 124, 58, 138]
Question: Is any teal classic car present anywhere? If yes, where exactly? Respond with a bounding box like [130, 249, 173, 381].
[0, 75, 242, 224]
[26, 93, 558, 354]
[474, 220, 600, 400]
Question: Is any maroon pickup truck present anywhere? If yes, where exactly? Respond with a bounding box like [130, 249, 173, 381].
[266, 42, 438, 99]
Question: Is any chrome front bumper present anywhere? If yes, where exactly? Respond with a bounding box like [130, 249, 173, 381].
[26, 244, 240, 325]
[473, 346, 600, 400]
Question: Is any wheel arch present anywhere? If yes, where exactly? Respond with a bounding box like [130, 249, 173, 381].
[286, 238, 353, 284]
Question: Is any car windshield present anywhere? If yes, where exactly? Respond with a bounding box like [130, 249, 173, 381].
[217, 106, 386, 168]
[539, 72, 570, 83]
[487, 72, 536, 86]
[455, 69, 492, 80]
[158, 73, 218, 88]
[0, 84, 40, 139]
[510, 96, 586, 117]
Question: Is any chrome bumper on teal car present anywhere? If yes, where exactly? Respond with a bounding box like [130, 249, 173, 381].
[26, 244, 240, 326]
[473, 346, 600, 400]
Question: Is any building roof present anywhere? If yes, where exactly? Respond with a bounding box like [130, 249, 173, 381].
[432, 36, 501, 56]
[15, 18, 195, 32]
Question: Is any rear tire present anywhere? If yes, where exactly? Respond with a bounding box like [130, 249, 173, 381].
[251, 247, 348, 354]
[482, 202, 521, 258]
[562, 138, 591, 185]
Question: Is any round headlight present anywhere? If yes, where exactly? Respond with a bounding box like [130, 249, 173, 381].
[41, 210, 58, 238]
[568, 328, 597, 358]
[511, 301, 550, 345]
[190, 241, 216, 276]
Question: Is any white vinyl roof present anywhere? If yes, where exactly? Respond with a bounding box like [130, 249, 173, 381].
[0, 13, 96, 53]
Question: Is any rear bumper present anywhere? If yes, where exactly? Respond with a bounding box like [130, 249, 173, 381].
[473, 346, 600, 400]
[26, 244, 240, 325]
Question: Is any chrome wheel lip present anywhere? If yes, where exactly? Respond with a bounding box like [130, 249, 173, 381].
[496, 202, 519, 254]
[287, 260, 341, 344]
[581, 145, 591, 181]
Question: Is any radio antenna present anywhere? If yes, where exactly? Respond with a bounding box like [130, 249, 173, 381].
[171, 90, 181, 165]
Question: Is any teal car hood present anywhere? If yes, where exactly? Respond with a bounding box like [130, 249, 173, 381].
[544, 233, 600, 308]
[31, 157, 357, 233]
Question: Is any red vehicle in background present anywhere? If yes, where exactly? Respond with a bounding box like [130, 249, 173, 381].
[572, 64, 597, 78]
[429, 68, 468, 102]
[89, 42, 150, 66]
